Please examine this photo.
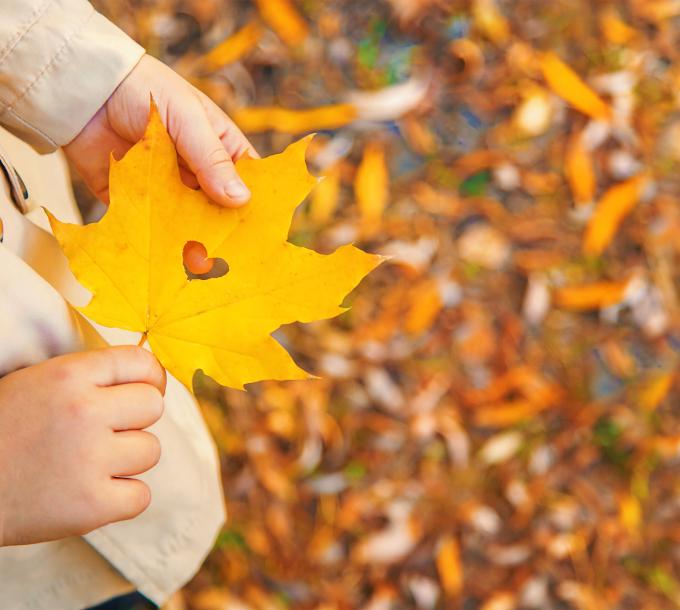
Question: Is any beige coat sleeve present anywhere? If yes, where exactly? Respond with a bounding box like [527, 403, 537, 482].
[0, 0, 145, 153]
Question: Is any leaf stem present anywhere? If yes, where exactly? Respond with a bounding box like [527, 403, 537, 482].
[137, 332, 147, 347]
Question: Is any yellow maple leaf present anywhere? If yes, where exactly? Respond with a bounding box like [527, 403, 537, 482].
[47, 102, 382, 391]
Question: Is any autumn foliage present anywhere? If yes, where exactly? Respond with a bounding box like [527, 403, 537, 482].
[82, 0, 680, 608]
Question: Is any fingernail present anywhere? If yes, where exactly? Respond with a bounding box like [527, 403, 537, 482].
[224, 179, 250, 204]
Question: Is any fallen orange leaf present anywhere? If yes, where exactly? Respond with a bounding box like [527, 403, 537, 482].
[309, 163, 341, 224]
[637, 371, 675, 411]
[553, 281, 628, 311]
[540, 51, 612, 121]
[583, 174, 648, 256]
[600, 8, 637, 45]
[472, 0, 510, 45]
[618, 494, 641, 536]
[436, 536, 463, 597]
[232, 104, 357, 134]
[197, 21, 263, 71]
[473, 399, 549, 427]
[255, 0, 309, 47]
[356, 141, 389, 237]
[405, 279, 442, 335]
[565, 133, 597, 206]
[652, 435, 680, 459]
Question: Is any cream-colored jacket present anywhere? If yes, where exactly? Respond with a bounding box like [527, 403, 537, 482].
[0, 2, 225, 608]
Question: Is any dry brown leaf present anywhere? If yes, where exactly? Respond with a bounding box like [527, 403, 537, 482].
[449, 38, 485, 82]
[401, 115, 438, 156]
[513, 248, 566, 271]
[454, 150, 505, 177]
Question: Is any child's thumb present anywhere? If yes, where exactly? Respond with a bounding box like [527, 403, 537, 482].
[171, 102, 251, 207]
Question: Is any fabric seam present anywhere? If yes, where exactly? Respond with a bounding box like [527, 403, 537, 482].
[0, 5, 96, 117]
[0, 0, 54, 67]
[6, 108, 56, 147]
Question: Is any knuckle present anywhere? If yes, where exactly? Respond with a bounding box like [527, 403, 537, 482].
[65, 392, 92, 422]
[119, 346, 160, 381]
[126, 345, 148, 363]
[102, 346, 125, 381]
[136, 347, 161, 376]
[50, 359, 78, 386]
[204, 146, 231, 170]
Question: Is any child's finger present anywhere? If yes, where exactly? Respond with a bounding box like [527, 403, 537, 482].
[195, 89, 260, 160]
[177, 158, 200, 189]
[169, 97, 251, 207]
[108, 430, 161, 477]
[73, 346, 166, 394]
[102, 383, 164, 431]
[106, 477, 152, 522]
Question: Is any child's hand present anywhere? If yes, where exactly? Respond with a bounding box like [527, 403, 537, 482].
[0, 346, 166, 547]
[64, 54, 257, 208]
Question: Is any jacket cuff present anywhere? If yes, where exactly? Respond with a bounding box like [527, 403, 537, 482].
[0, 1, 145, 153]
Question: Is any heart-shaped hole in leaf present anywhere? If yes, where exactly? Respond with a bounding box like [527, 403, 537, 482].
[183, 240, 228, 280]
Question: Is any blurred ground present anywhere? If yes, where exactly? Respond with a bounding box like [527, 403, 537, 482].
[87, 1, 680, 608]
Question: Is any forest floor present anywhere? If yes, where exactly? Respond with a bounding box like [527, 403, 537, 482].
[87, 1, 680, 609]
